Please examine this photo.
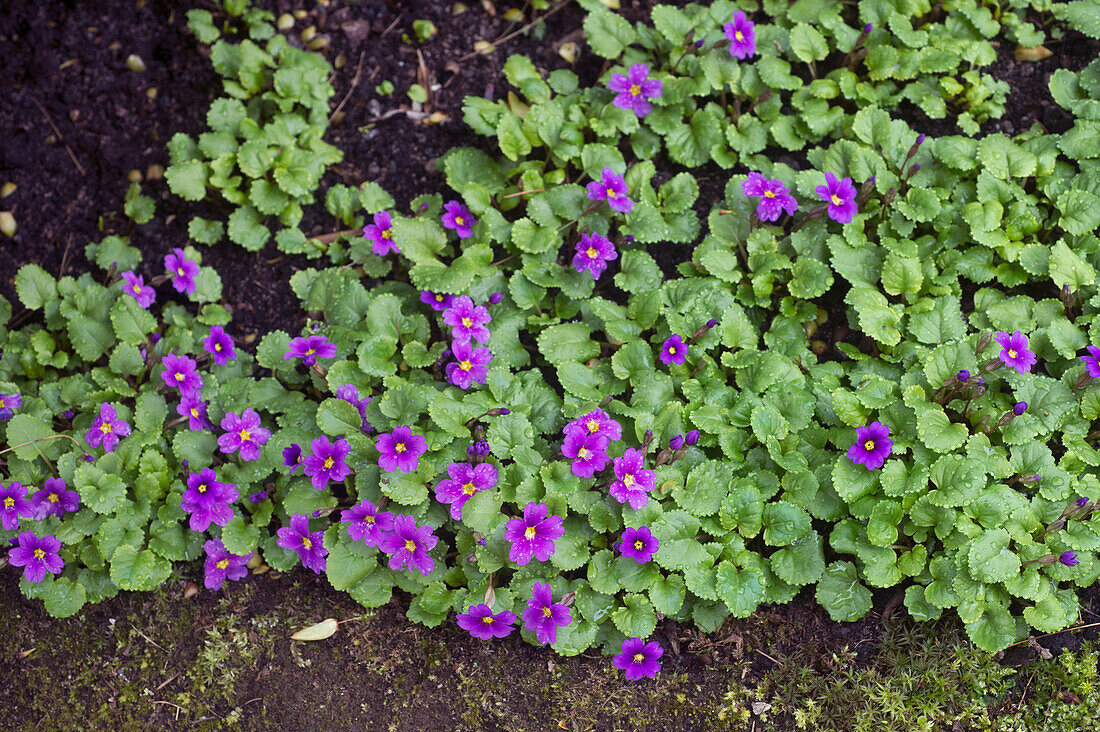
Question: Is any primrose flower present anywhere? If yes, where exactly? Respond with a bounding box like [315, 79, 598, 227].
[161, 353, 203, 397]
[586, 167, 634, 214]
[32, 478, 80, 520]
[572, 232, 618, 280]
[504, 502, 564, 566]
[614, 637, 663, 680]
[994, 331, 1037, 373]
[283, 443, 304, 474]
[86, 402, 132, 453]
[457, 604, 516, 640]
[741, 172, 798, 222]
[562, 430, 610, 479]
[724, 10, 757, 59]
[848, 421, 893, 471]
[249, 491, 268, 503]
[121, 271, 155, 309]
[377, 425, 428, 473]
[379, 514, 438, 575]
[7, 532, 64, 584]
[1081, 346, 1100, 378]
[522, 582, 572, 645]
[816, 173, 858, 224]
[435, 461, 499, 520]
[611, 449, 656, 510]
[619, 526, 660, 564]
[468, 440, 491, 459]
[0, 392, 22, 421]
[217, 408, 270, 462]
[443, 296, 492, 345]
[564, 409, 623, 443]
[1060, 550, 1079, 567]
[303, 436, 351, 491]
[203, 325, 236, 366]
[276, 513, 328, 574]
[285, 334, 337, 367]
[685, 430, 700, 446]
[164, 247, 199, 295]
[446, 340, 493, 390]
[608, 62, 663, 117]
[203, 538, 251, 590]
[660, 335, 688, 365]
[177, 396, 212, 431]
[1, 482, 33, 531]
[181, 467, 238, 532]
[420, 290, 455, 311]
[442, 200, 476, 239]
[341, 500, 394, 547]
[669, 435, 685, 450]
[363, 211, 399, 255]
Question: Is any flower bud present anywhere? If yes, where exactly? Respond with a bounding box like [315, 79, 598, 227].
[1014, 401, 1028, 416]
[669, 434, 684, 450]
[1060, 550, 1079, 567]
[916, 134, 925, 145]
[685, 430, 699, 446]
[1077, 497, 1090, 508]
[863, 23, 873, 33]
[957, 370, 970, 382]
[489, 292, 503, 305]
[706, 318, 718, 329]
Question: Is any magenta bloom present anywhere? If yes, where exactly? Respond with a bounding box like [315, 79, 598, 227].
[741, 172, 798, 222]
[446, 340, 493, 390]
[610, 449, 656, 510]
[276, 513, 328, 574]
[608, 63, 663, 117]
[203, 538, 251, 590]
[848, 421, 893, 471]
[724, 11, 757, 59]
[442, 200, 476, 239]
[619, 526, 659, 564]
[181, 467, 238, 532]
[283, 443, 304, 473]
[562, 430, 610, 479]
[341, 500, 394, 547]
[504, 502, 564, 565]
[1, 482, 33, 531]
[565, 409, 622, 443]
[164, 247, 199, 294]
[1081, 346, 1100, 378]
[177, 396, 212, 431]
[1060, 550, 1079, 567]
[363, 211, 399, 255]
[203, 325, 237, 366]
[995, 330, 1037, 373]
[32, 478, 80, 520]
[660, 334, 688, 365]
[86, 402, 131, 453]
[7, 532, 64, 584]
[161, 353, 203, 397]
[586, 167, 634, 214]
[121, 271, 155, 308]
[284, 334, 337, 367]
[303, 436, 351, 491]
[435, 461, 499, 520]
[420, 290, 455, 311]
[379, 514, 438, 575]
[377, 425, 428, 473]
[0, 392, 22, 421]
[522, 582, 572, 645]
[217, 408, 270, 462]
[572, 232, 618, 279]
[457, 603, 516, 640]
[613, 637, 663, 680]
[816, 173, 858, 224]
[443, 296, 492, 345]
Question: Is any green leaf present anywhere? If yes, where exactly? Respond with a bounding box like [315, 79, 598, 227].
[1056, 189, 1100, 236]
[584, 9, 636, 58]
[537, 323, 599, 364]
[611, 593, 657, 638]
[965, 604, 1018, 652]
[916, 407, 968, 452]
[14, 264, 58, 309]
[815, 561, 872, 621]
[967, 529, 1021, 584]
[41, 576, 88, 618]
[715, 560, 766, 617]
[188, 216, 225, 245]
[497, 113, 531, 162]
[770, 530, 825, 585]
[165, 160, 207, 201]
[227, 205, 271, 252]
[649, 573, 686, 614]
[789, 23, 829, 63]
[110, 544, 173, 591]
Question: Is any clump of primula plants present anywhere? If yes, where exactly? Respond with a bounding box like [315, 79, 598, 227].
[4, 0, 1100, 681]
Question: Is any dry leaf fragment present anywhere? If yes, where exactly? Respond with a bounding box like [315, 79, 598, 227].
[291, 618, 338, 641]
[474, 40, 495, 56]
[1014, 45, 1053, 62]
[507, 91, 530, 119]
[558, 42, 578, 65]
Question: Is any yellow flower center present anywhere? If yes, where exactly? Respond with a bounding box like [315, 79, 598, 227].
[381, 229, 392, 239]
[735, 30, 744, 41]
[455, 216, 465, 226]
[133, 284, 142, 293]
[100, 422, 113, 433]
[482, 616, 494, 624]
[577, 447, 590, 459]
[462, 317, 473, 328]
[830, 194, 842, 206]
[217, 559, 229, 570]
[586, 419, 600, 433]
[864, 440, 875, 451]
[605, 188, 616, 198]
[190, 408, 199, 417]
[364, 515, 375, 525]
[460, 360, 472, 371]
[634, 540, 644, 550]
[33, 548, 46, 559]
[305, 348, 316, 356]
[197, 483, 208, 494]
[177, 268, 185, 276]
[629, 83, 641, 96]
[633, 653, 645, 663]
[302, 537, 312, 550]
[324, 457, 334, 469]
[239, 429, 251, 442]
[524, 526, 537, 540]
[48, 493, 59, 503]
[764, 190, 776, 198]
[586, 247, 598, 259]
[215, 343, 222, 351]
[668, 346, 677, 355]
[462, 482, 477, 496]
[2, 497, 13, 508]
[624, 474, 635, 487]
[174, 372, 184, 382]
[395, 442, 407, 453]
[1008, 349, 1017, 359]
[435, 294, 445, 302]
[0, 398, 4, 407]
[542, 606, 553, 617]
[405, 539, 417, 552]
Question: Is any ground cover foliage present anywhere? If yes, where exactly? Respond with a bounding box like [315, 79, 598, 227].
[3, 0, 1100, 674]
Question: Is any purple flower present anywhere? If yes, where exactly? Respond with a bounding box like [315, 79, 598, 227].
[994, 331, 1037, 373]
[442, 200, 476, 239]
[377, 426, 428, 473]
[203, 325, 237, 366]
[420, 290, 455, 311]
[610, 449, 656, 510]
[0, 392, 22, 421]
[1013, 401, 1028, 416]
[685, 430, 700, 446]
[446, 340, 493, 390]
[203, 538, 251, 590]
[177, 397, 212, 431]
[161, 353, 203, 397]
[379, 514, 438, 575]
[341, 500, 395, 547]
[284, 334, 337, 367]
[741, 172, 798, 222]
[468, 440, 491, 459]
[276, 513, 328, 573]
[1, 482, 33, 531]
[608, 63, 663, 117]
[283, 443, 304, 473]
[522, 582, 572, 645]
[7, 532, 64, 584]
[660, 335, 688, 365]
[614, 637, 663, 680]
[121, 271, 155, 308]
[32, 478, 80, 520]
[669, 434, 685, 450]
[1077, 497, 1091, 508]
[363, 211, 400, 255]
[724, 10, 757, 59]
[562, 430, 610, 479]
[249, 491, 268, 503]
[1060, 550, 1079, 567]
[86, 402, 132, 453]
[585, 167, 634, 215]
[303, 436, 351, 491]
[164, 247, 199, 295]
[457, 603, 516, 640]
[435, 461, 499, 520]
[443, 296, 492, 345]
[488, 292, 504, 305]
[1081, 346, 1100, 378]
[619, 526, 659, 564]
[503, 502, 564, 565]
[336, 383, 373, 433]
[957, 370, 971, 382]
[564, 409, 623, 443]
[572, 232, 618, 280]
[816, 172, 858, 224]
[848, 420, 893, 471]
[181, 468, 238, 532]
[217, 408, 270, 462]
